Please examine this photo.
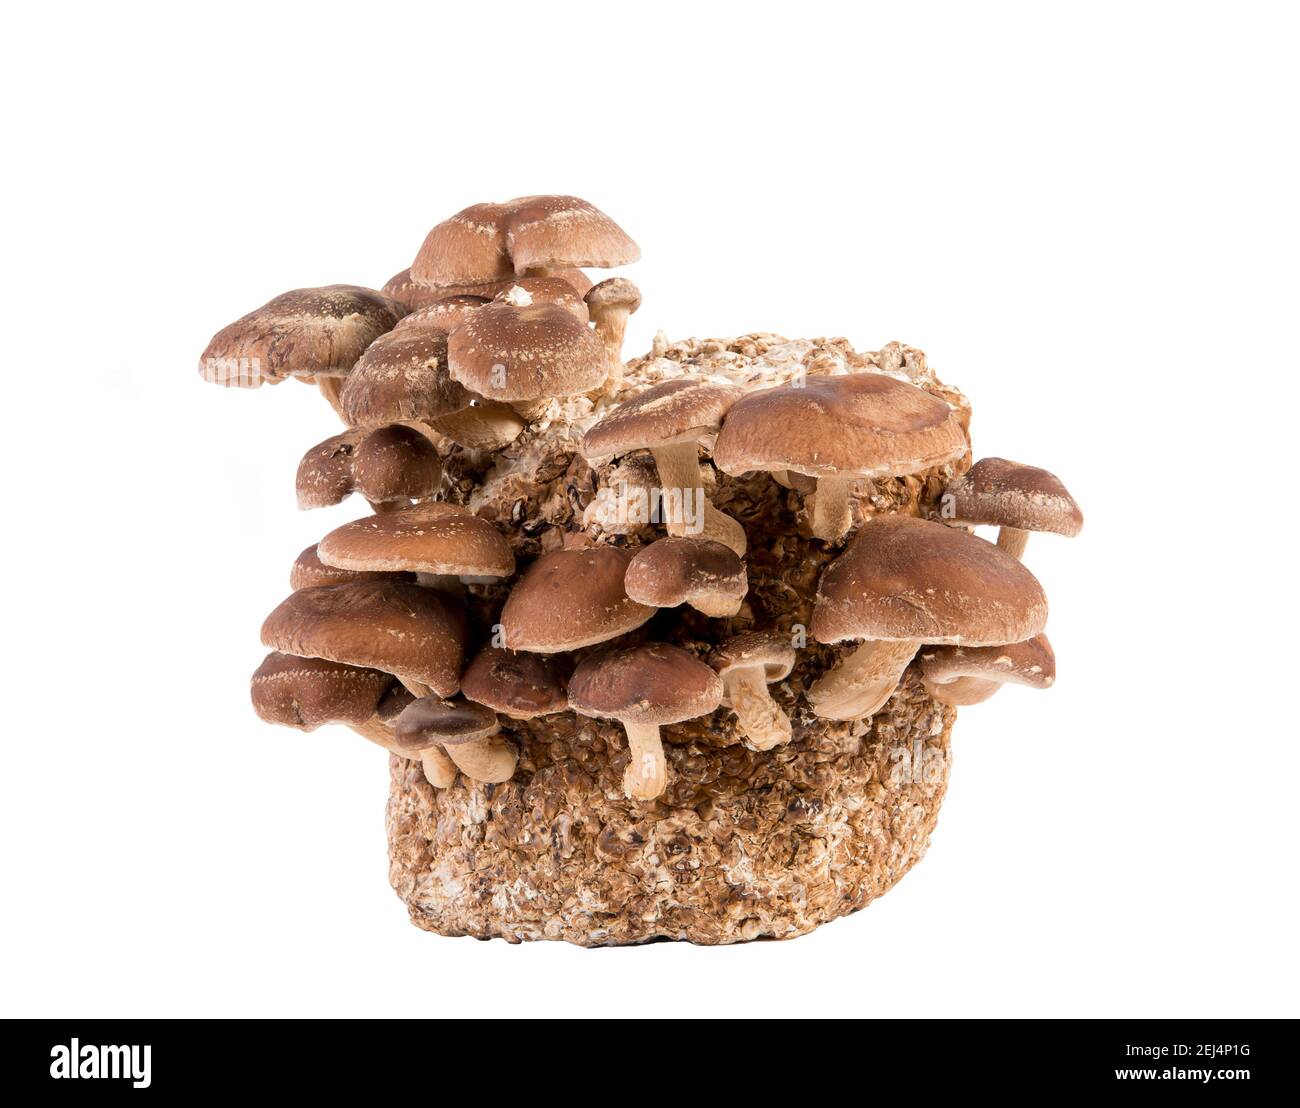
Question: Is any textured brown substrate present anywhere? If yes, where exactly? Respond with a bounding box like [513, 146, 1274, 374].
[386, 670, 953, 945]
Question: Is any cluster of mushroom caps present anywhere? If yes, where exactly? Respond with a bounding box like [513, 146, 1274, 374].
[203, 194, 1082, 804]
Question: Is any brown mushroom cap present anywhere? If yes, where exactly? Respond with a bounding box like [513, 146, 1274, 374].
[585, 277, 642, 315]
[340, 327, 472, 427]
[290, 543, 412, 591]
[199, 285, 405, 388]
[250, 651, 392, 731]
[499, 545, 653, 652]
[713, 373, 967, 480]
[386, 267, 594, 308]
[260, 580, 469, 697]
[946, 457, 1083, 537]
[296, 430, 363, 510]
[352, 425, 442, 504]
[393, 294, 490, 334]
[382, 269, 455, 311]
[376, 682, 416, 726]
[582, 378, 743, 458]
[919, 634, 1056, 690]
[491, 277, 590, 322]
[447, 300, 606, 402]
[709, 631, 796, 684]
[411, 201, 515, 287]
[393, 697, 499, 752]
[569, 643, 723, 727]
[812, 515, 1048, 646]
[317, 503, 515, 578]
[460, 646, 568, 719]
[624, 537, 747, 614]
[505, 195, 640, 272]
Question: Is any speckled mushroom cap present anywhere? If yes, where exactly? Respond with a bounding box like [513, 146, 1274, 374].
[713, 373, 967, 480]
[199, 285, 405, 388]
[296, 430, 363, 509]
[340, 327, 473, 427]
[624, 537, 747, 610]
[393, 697, 499, 752]
[491, 277, 590, 322]
[386, 268, 594, 308]
[250, 651, 393, 731]
[585, 277, 642, 315]
[812, 515, 1048, 646]
[317, 503, 515, 578]
[352, 426, 441, 504]
[919, 634, 1056, 690]
[709, 630, 796, 682]
[505, 195, 641, 273]
[946, 457, 1083, 536]
[581, 378, 743, 458]
[260, 580, 470, 697]
[460, 646, 568, 719]
[447, 300, 606, 402]
[382, 269, 453, 311]
[290, 543, 412, 591]
[393, 295, 490, 334]
[411, 201, 516, 287]
[499, 545, 653, 653]
[569, 642, 723, 727]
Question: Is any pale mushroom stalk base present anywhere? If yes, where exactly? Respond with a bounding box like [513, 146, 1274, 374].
[724, 669, 793, 751]
[443, 733, 518, 784]
[922, 675, 1001, 707]
[811, 475, 855, 543]
[620, 722, 667, 800]
[691, 593, 745, 619]
[593, 307, 632, 392]
[421, 746, 458, 787]
[415, 572, 466, 596]
[807, 639, 919, 721]
[348, 717, 404, 755]
[996, 527, 1030, 560]
[650, 444, 747, 555]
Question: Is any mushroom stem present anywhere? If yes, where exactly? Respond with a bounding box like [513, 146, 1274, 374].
[724, 667, 792, 750]
[415, 572, 466, 597]
[398, 677, 434, 699]
[811, 475, 855, 543]
[348, 717, 406, 754]
[591, 305, 632, 391]
[996, 527, 1030, 560]
[651, 444, 747, 555]
[316, 376, 348, 422]
[443, 729, 518, 783]
[921, 674, 1001, 707]
[421, 747, 458, 787]
[520, 265, 554, 279]
[807, 639, 919, 721]
[620, 721, 667, 800]
[510, 398, 551, 422]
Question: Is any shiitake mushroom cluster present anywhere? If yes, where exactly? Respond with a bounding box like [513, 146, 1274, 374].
[204, 194, 1082, 811]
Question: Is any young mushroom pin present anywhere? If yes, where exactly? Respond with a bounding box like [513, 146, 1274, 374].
[942, 457, 1083, 560]
[394, 697, 517, 785]
[569, 643, 723, 801]
[624, 536, 747, 618]
[709, 631, 797, 751]
[460, 646, 568, 720]
[584, 277, 641, 389]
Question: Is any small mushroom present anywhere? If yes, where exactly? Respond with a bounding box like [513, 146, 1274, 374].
[808, 516, 1047, 720]
[709, 632, 797, 751]
[394, 697, 517, 784]
[352, 425, 442, 509]
[624, 536, 747, 617]
[383, 267, 593, 309]
[582, 378, 747, 554]
[392, 293, 491, 334]
[499, 545, 653, 652]
[942, 457, 1083, 560]
[569, 643, 722, 800]
[295, 430, 363, 510]
[290, 543, 412, 591]
[460, 646, 568, 719]
[919, 634, 1056, 707]
[713, 374, 967, 543]
[377, 685, 456, 785]
[250, 652, 392, 733]
[584, 277, 641, 388]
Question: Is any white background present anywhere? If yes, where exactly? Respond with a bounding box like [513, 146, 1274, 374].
[2, 1, 1295, 1018]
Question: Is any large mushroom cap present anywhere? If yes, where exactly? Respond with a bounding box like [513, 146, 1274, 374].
[290, 543, 412, 591]
[411, 201, 515, 287]
[296, 430, 363, 510]
[505, 195, 641, 272]
[340, 326, 472, 427]
[582, 378, 742, 458]
[317, 503, 515, 578]
[499, 545, 653, 653]
[947, 457, 1083, 536]
[199, 285, 405, 388]
[447, 299, 606, 402]
[812, 515, 1048, 646]
[260, 580, 470, 697]
[352, 425, 442, 504]
[624, 536, 747, 615]
[250, 651, 392, 731]
[713, 373, 967, 480]
[393, 697, 499, 752]
[460, 646, 568, 719]
[569, 642, 723, 728]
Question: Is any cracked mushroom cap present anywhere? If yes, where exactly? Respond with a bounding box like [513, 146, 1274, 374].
[460, 646, 568, 719]
[393, 294, 491, 334]
[393, 697, 499, 753]
[290, 543, 412, 591]
[919, 634, 1056, 690]
[296, 430, 363, 509]
[505, 195, 641, 273]
[340, 327, 473, 427]
[713, 373, 967, 480]
[624, 537, 747, 613]
[709, 631, 796, 685]
[946, 457, 1083, 537]
[250, 651, 392, 731]
[447, 299, 606, 402]
[585, 277, 642, 316]
[317, 503, 514, 578]
[812, 515, 1048, 647]
[260, 580, 470, 696]
[499, 545, 653, 653]
[582, 378, 743, 459]
[569, 642, 723, 728]
[352, 425, 441, 504]
[199, 285, 405, 388]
